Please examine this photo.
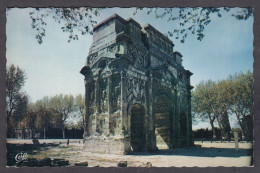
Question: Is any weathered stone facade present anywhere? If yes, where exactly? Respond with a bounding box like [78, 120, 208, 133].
[80, 14, 193, 154]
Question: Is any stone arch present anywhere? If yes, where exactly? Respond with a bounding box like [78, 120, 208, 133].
[130, 103, 145, 152]
[127, 97, 147, 116]
[153, 91, 174, 149]
[97, 59, 108, 69]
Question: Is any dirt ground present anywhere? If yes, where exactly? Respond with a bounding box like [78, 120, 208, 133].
[6, 139, 253, 167]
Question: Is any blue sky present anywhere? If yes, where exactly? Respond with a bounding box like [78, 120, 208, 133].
[6, 8, 253, 129]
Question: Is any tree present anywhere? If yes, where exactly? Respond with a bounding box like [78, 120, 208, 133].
[23, 103, 38, 138]
[229, 71, 253, 140]
[6, 64, 28, 137]
[211, 80, 232, 140]
[74, 94, 86, 137]
[34, 97, 52, 139]
[192, 80, 217, 139]
[49, 94, 75, 139]
[11, 93, 29, 123]
[7, 93, 29, 138]
[25, 7, 252, 44]
[6, 65, 26, 118]
[192, 72, 253, 140]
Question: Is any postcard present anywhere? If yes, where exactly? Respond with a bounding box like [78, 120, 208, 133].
[6, 7, 253, 167]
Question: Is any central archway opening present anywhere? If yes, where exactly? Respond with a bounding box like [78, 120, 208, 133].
[154, 94, 173, 149]
[130, 104, 145, 152]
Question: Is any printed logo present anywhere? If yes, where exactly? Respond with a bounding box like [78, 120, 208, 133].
[15, 152, 27, 163]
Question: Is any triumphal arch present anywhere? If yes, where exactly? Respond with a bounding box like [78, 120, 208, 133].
[80, 14, 193, 154]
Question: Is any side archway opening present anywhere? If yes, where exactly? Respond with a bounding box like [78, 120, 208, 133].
[130, 103, 145, 152]
[154, 94, 173, 149]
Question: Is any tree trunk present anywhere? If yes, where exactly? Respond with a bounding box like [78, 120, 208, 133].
[239, 120, 246, 140]
[208, 113, 216, 139]
[62, 127, 66, 139]
[215, 114, 225, 139]
[236, 115, 246, 140]
[210, 120, 216, 139]
[241, 130, 245, 140]
[44, 126, 46, 139]
[221, 111, 231, 140]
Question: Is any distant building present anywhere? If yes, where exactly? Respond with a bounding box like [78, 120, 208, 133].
[80, 14, 193, 154]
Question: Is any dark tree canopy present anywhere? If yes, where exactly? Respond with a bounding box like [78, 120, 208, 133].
[6, 64, 27, 119]
[23, 7, 253, 44]
[6, 64, 28, 137]
[29, 7, 100, 44]
[134, 8, 252, 42]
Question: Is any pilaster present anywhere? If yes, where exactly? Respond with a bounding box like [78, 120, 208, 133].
[120, 71, 127, 135]
[84, 80, 90, 137]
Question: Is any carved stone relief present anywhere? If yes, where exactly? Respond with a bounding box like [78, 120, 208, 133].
[126, 75, 145, 104]
[111, 74, 121, 112]
[127, 45, 148, 70]
[88, 53, 98, 66]
[88, 80, 96, 115]
[177, 88, 188, 113]
[99, 78, 108, 113]
[98, 44, 119, 60]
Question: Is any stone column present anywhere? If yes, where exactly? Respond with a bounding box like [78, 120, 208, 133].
[95, 79, 100, 114]
[84, 80, 90, 137]
[170, 87, 177, 147]
[144, 76, 150, 151]
[148, 74, 156, 151]
[107, 75, 112, 135]
[120, 71, 132, 154]
[92, 79, 99, 134]
[176, 89, 181, 147]
[107, 76, 112, 114]
[120, 71, 127, 135]
[187, 91, 193, 146]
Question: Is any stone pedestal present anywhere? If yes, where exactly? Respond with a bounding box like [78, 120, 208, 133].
[83, 136, 132, 155]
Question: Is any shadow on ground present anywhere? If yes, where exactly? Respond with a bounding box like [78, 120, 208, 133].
[130, 148, 252, 158]
[7, 143, 58, 166]
[7, 143, 253, 167]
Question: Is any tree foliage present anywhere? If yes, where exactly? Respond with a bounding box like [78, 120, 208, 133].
[13, 93, 88, 139]
[26, 7, 252, 44]
[192, 80, 217, 138]
[74, 94, 86, 130]
[134, 7, 252, 43]
[6, 64, 29, 137]
[228, 71, 253, 139]
[192, 71, 253, 140]
[11, 93, 29, 123]
[33, 97, 52, 138]
[211, 80, 232, 140]
[6, 65, 26, 118]
[29, 8, 100, 44]
[5, 65, 87, 139]
[34, 97, 51, 127]
[49, 94, 75, 139]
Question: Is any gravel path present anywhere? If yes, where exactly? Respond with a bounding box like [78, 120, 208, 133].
[7, 139, 253, 167]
